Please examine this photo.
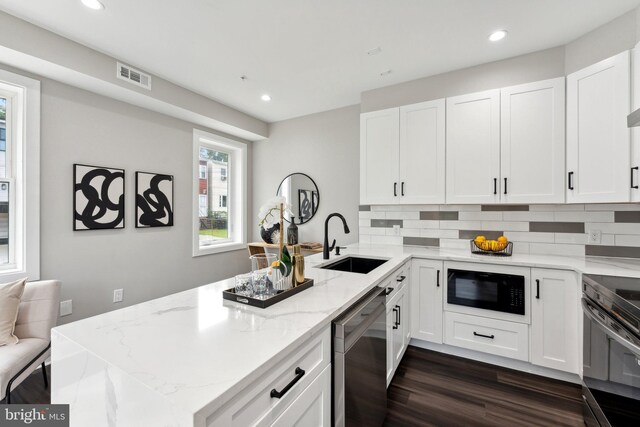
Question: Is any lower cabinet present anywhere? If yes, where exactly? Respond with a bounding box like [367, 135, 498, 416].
[387, 282, 410, 387]
[410, 259, 443, 343]
[270, 365, 331, 427]
[530, 268, 580, 374]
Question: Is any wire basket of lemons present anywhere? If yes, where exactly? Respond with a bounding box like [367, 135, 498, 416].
[471, 235, 513, 256]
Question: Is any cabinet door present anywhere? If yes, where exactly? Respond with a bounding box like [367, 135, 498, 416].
[567, 50, 631, 203]
[501, 78, 566, 204]
[410, 259, 443, 343]
[631, 44, 640, 201]
[530, 268, 580, 374]
[446, 89, 501, 204]
[399, 99, 446, 204]
[270, 365, 331, 427]
[360, 108, 400, 204]
[386, 299, 397, 386]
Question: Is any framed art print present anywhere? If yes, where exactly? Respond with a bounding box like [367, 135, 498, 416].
[135, 171, 174, 228]
[74, 164, 125, 230]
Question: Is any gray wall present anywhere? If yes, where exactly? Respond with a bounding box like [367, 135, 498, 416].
[252, 105, 360, 246]
[36, 75, 251, 323]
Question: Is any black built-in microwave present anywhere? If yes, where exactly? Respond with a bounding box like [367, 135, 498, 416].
[447, 269, 525, 315]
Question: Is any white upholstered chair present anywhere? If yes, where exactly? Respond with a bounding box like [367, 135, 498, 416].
[0, 280, 61, 403]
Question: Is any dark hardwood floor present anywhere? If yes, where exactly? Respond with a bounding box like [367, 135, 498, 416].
[384, 346, 584, 427]
[9, 349, 584, 427]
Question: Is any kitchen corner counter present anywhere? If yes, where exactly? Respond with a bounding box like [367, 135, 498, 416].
[52, 243, 640, 426]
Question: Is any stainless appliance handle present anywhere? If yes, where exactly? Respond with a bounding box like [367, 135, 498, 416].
[582, 298, 640, 356]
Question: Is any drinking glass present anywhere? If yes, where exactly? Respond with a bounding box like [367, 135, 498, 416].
[250, 253, 277, 298]
[234, 273, 253, 296]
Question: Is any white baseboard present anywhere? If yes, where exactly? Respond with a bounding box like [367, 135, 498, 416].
[409, 338, 581, 384]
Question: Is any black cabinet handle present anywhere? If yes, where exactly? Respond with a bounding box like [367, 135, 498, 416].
[270, 367, 305, 399]
[395, 304, 401, 326]
[394, 182, 397, 197]
[385, 287, 394, 296]
[568, 172, 574, 190]
[392, 307, 399, 329]
[632, 167, 639, 189]
[504, 178, 507, 195]
[436, 270, 440, 287]
[473, 332, 495, 339]
[493, 178, 497, 195]
[536, 279, 540, 299]
[396, 275, 406, 283]
[401, 182, 405, 196]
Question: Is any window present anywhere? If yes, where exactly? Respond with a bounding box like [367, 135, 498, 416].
[193, 129, 246, 256]
[199, 164, 207, 179]
[0, 70, 40, 281]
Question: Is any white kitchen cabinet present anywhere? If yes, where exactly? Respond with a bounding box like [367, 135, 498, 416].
[399, 99, 446, 204]
[567, 50, 631, 203]
[386, 276, 410, 387]
[500, 78, 566, 204]
[360, 108, 400, 204]
[269, 365, 331, 427]
[631, 43, 640, 201]
[530, 268, 580, 374]
[360, 99, 446, 205]
[446, 89, 501, 204]
[410, 259, 443, 344]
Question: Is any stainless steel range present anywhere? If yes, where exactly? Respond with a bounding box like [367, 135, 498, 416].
[582, 274, 640, 426]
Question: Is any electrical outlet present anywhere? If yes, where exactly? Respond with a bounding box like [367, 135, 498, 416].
[587, 229, 602, 244]
[60, 300, 72, 316]
[113, 289, 124, 303]
[392, 224, 401, 236]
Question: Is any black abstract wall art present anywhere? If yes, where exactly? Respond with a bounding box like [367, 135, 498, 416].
[74, 164, 125, 230]
[135, 172, 174, 228]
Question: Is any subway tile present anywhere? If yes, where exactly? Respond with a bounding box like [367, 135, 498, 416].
[615, 211, 640, 223]
[458, 211, 503, 221]
[371, 219, 403, 228]
[481, 205, 529, 211]
[404, 204, 439, 211]
[482, 221, 529, 232]
[440, 220, 482, 230]
[529, 243, 585, 257]
[503, 211, 554, 221]
[358, 219, 370, 227]
[420, 211, 458, 220]
[399, 228, 421, 237]
[511, 242, 530, 255]
[584, 222, 640, 234]
[403, 220, 440, 229]
[554, 211, 614, 222]
[601, 234, 615, 245]
[420, 229, 459, 239]
[585, 204, 640, 211]
[403, 237, 440, 247]
[459, 230, 503, 240]
[529, 222, 585, 233]
[359, 205, 371, 211]
[507, 231, 555, 243]
[359, 211, 372, 219]
[439, 239, 469, 250]
[530, 204, 585, 211]
[441, 204, 481, 211]
[384, 211, 420, 220]
[554, 233, 588, 245]
[370, 235, 403, 245]
[614, 234, 640, 247]
[586, 245, 640, 258]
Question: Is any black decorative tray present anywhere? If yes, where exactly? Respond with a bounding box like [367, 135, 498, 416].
[470, 240, 513, 257]
[222, 278, 314, 308]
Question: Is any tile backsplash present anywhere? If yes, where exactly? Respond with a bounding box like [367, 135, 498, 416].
[359, 204, 640, 259]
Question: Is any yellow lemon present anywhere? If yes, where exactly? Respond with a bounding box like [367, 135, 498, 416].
[271, 260, 280, 268]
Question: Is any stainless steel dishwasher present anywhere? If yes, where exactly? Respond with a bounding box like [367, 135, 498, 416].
[333, 287, 387, 427]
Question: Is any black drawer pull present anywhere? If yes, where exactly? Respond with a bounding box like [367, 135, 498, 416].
[536, 279, 540, 299]
[392, 308, 399, 329]
[568, 171, 574, 190]
[270, 367, 305, 399]
[401, 182, 405, 196]
[473, 332, 495, 339]
[385, 287, 394, 296]
[493, 178, 497, 195]
[504, 177, 507, 195]
[396, 304, 401, 326]
[632, 167, 639, 189]
[394, 182, 397, 197]
[396, 275, 406, 283]
[436, 270, 440, 287]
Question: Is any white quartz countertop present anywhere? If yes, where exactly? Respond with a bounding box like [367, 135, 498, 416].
[52, 243, 640, 422]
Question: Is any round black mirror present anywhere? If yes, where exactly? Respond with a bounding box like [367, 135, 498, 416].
[276, 173, 319, 224]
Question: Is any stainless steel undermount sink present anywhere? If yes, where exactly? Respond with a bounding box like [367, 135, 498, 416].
[319, 256, 389, 274]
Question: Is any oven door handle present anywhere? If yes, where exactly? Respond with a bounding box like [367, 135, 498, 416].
[582, 298, 640, 357]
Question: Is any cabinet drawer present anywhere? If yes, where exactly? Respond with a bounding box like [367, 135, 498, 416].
[207, 327, 331, 427]
[444, 312, 529, 361]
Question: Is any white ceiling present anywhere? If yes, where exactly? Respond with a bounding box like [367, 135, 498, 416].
[1, 0, 639, 123]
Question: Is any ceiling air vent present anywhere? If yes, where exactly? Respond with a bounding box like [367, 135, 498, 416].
[116, 62, 151, 90]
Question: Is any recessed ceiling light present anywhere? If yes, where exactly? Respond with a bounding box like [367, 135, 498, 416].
[261, 94, 272, 102]
[81, 0, 105, 10]
[489, 30, 507, 42]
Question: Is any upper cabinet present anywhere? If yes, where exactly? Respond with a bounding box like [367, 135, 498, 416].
[501, 78, 566, 204]
[360, 100, 446, 205]
[566, 50, 631, 203]
[446, 90, 501, 204]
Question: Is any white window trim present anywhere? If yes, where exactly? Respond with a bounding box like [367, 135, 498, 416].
[0, 69, 40, 281]
[192, 129, 246, 256]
